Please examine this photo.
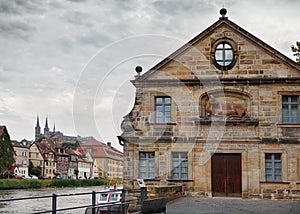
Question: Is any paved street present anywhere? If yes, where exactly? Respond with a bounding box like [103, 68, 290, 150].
[166, 197, 300, 214]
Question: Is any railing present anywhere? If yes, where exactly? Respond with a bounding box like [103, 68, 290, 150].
[0, 189, 145, 214]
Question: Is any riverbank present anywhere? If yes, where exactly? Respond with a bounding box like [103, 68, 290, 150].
[0, 178, 120, 190]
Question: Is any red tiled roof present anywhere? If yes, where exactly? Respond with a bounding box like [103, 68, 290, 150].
[81, 139, 123, 161]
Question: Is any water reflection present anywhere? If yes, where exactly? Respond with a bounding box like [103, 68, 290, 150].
[0, 186, 106, 214]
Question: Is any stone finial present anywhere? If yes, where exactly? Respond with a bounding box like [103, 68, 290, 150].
[135, 66, 142, 76]
[220, 7, 227, 18]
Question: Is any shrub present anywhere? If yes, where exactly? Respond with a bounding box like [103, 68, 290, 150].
[0, 178, 116, 189]
[0, 179, 44, 190]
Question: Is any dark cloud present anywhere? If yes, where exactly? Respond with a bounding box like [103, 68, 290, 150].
[0, 0, 299, 145]
[0, 18, 35, 40]
[0, 0, 46, 15]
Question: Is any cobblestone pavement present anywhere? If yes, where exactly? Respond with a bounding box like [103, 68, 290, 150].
[166, 197, 300, 214]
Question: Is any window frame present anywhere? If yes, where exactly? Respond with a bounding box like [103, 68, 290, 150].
[139, 152, 155, 179]
[155, 96, 172, 124]
[211, 39, 237, 70]
[172, 152, 188, 180]
[215, 42, 234, 68]
[265, 153, 282, 182]
[282, 95, 299, 124]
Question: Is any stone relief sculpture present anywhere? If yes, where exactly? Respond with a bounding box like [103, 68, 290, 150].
[205, 95, 247, 118]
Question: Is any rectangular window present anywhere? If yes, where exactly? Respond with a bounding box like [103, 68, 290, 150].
[139, 152, 155, 179]
[172, 152, 188, 180]
[265, 153, 282, 182]
[282, 96, 299, 123]
[155, 97, 171, 123]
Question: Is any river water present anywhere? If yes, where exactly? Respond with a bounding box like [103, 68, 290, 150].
[0, 186, 108, 214]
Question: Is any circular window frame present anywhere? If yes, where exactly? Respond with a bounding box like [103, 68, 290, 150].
[211, 39, 237, 70]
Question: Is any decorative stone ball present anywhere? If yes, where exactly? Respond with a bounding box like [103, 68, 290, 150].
[135, 66, 143, 74]
[220, 8, 227, 17]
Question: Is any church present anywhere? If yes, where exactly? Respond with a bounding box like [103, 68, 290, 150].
[118, 9, 300, 199]
[34, 116, 92, 143]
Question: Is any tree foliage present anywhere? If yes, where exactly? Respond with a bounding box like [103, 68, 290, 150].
[0, 127, 15, 178]
[28, 161, 42, 177]
[291, 41, 300, 64]
[61, 141, 80, 150]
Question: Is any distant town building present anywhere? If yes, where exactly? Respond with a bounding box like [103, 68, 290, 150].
[80, 139, 123, 179]
[12, 140, 29, 177]
[29, 137, 93, 179]
[29, 142, 44, 175]
[66, 149, 78, 179]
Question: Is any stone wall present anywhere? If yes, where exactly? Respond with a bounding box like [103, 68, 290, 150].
[120, 16, 300, 200]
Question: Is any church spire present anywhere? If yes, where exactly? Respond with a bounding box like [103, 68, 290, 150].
[35, 115, 40, 128]
[35, 115, 41, 141]
[44, 116, 49, 135]
[45, 117, 49, 129]
[53, 123, 56, 132]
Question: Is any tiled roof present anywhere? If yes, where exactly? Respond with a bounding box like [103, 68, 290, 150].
[11, 140, 28, 148]
[81, 139, 123, 161]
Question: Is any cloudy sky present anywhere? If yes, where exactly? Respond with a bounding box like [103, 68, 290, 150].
[0, 0, 299, 150]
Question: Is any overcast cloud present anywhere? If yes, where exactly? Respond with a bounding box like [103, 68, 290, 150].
[0, 0, 299, 151]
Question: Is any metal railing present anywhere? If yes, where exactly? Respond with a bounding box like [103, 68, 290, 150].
[0, 189, 145, 214]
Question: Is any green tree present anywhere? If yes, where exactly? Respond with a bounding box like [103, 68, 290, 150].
[31, 166, 42, 177]
[0, 126, 15, 178]
[291, 41, 300, 64]
[28, 161, 42, 177]
[28, 160, 34, 175]
[74, 168, 79, 179]
[61, 141, 80, 150]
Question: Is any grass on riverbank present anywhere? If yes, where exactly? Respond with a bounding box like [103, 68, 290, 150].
[0, 178, 120, 190]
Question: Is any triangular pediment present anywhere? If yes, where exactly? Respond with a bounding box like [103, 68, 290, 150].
[135, 17, 300, 83]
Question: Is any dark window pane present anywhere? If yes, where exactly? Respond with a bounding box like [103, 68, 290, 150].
[274, 154, 281, 160]
[265, 154, 272, 160]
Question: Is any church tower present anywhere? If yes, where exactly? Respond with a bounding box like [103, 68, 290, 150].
[35, 115, 41, 141]
[44, 117, 49, 136]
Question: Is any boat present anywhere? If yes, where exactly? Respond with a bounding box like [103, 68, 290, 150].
[97, 187, 123, 214]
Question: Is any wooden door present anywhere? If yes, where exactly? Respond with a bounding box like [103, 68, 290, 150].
[212, 153, 241, 197]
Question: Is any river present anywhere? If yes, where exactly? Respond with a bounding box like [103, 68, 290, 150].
[0, 186, 108, 214]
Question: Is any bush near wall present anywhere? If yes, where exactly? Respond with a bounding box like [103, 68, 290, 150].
[0, 179, 115, 189]
[49, 179, 107, 188]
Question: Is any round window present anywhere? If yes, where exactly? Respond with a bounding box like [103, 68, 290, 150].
[214, 42, 234, 69]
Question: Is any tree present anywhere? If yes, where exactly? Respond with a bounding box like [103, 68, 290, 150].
[74, 168, 79, 179]
[61, 141, 80, 150]
[28, 161, 34, 175]
[0, 126, 15, 178]
[31, 166, 42, 177]
[28, 160, 42, 177]
[291, 41, 300, 64]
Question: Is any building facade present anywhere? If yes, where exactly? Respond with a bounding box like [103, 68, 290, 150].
[80, 139, 123, 179]
[12, 141, 29, 177]
[119, 9, 300, 198]
[29, 143, 44, 174]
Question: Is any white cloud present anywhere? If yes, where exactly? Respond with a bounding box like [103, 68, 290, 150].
[0, 0, 299, 151]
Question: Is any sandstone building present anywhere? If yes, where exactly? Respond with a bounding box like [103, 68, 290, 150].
[118, 9, 300, 198]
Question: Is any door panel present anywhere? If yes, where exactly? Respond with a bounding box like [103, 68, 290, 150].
[212, 154, 241, 197]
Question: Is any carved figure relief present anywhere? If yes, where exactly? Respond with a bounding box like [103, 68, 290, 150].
[205, 95, 248, 119]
